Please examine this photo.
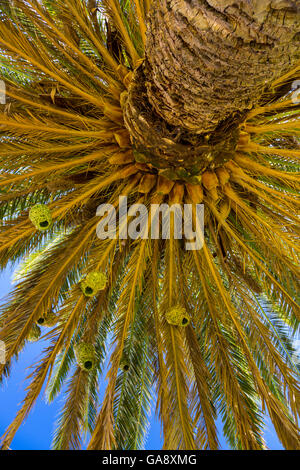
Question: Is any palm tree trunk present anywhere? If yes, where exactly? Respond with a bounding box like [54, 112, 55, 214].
[124, 0, 300, 172]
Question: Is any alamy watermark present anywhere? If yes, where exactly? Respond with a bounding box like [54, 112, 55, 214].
[291, 338, 300, 366]
[0, 340, 6, 365]
[96, 196, 204, 251]
[0, 80, 6, 105]
[291, 80, 300, 104]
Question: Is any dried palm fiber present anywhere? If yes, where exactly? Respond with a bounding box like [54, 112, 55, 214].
[166, 306, 190, 327]
[27, 324, 41, 342]
[218, 199, 231, 222]
[201, 171, 218, 191]
[37, 311, 58, 328]
[169, 183, 184, 204]
[216, 167, 230, 186]
[186, 183, 204, 203]
[202, 171, 219, 201]
[138, 173, 157, 193]
[80, 271, 107, 297]
[156, 175, 175, 195]
[29, 204, 52, 231]
[74, 342, 96, 371]
[108, 150, 134, 165]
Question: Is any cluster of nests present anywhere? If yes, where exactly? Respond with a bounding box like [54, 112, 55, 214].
[27, 204, 191, 372]
[71, 306, 190, 372]
[27, 269, 108, 343]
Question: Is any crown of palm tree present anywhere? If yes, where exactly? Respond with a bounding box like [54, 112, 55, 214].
[0, 0, 299, 451]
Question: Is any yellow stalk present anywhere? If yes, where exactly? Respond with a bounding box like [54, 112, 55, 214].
[64, 0, 120, 75]
[246, 99, 297, 120]
[103, 104, 124, 124]
[0, 221, 97, 378]
[241, 143, 300, 161]
[0, 180, 131, 392]
[0, 295, 87, 449]
[0, 116, 115, 139]
[192, 250, 262, 449]
[114, 129, 132, 148]
[0, 142, 95, 158]
[235, 154, 300, 180]
[138, 174, 157, 193]
[0, 167, 137, 255]
[166, 215, 196, 450]
[53, 237, 122, 376]
[224, 185, 299, 253]
[5, 89, 104, 126]
[2, 187, 129, 330]
[169, 183, 184, 204]
[245, 122, 300, 133]
[207, 202, 300, 318]
[186, 183, 204, 203]
[229, 208, 299, 273]
[104, 0, 140, 64]
[23, 0, 120, 95]
[143, 0, 152, 15]
[170, 325, 196, 450]
[0, 22, 104, 107]
[232, 178, 299, 224]
[53, 166, 137, 218]
[228, 167, 299, 204]
[271, 63, 300, 87]
[156, 175, 175, 195]
[216, 167, 230, 186]
[151, 239, 171, 439]
[0, 223, 37, 254]
[0, 148, 117, 188]
[88, 199, 153, 449]
[133, 0, 147, 45]
[108, 150, 135, 165]
[200, 241, 300, 447]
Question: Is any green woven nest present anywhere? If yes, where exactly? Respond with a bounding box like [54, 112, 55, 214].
[120, 358, 130, 372]
[37, 311, 58, 328]
[28, 324, 41, 342]
[166, 306, 190, 327]
[29, 204, 52, 231]
[74, 342, 96, 371]
[80, 271, 107, 297]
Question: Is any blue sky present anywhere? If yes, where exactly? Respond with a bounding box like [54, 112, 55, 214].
[0, 266, 284, 450]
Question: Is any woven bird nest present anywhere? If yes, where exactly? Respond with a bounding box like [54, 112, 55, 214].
[166, 306, 190, 327]
[29, 204, 52, 231]
[80, 271, 107, 297]
[120, 358, 130, 372]
[74, 342, 96, 371]
[37, 311, 58, 328]
[28, 324, 41, 342]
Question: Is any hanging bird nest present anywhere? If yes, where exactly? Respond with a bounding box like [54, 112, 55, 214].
[120, 358, 130, 372]
[80, 271, 107, 297]
[37, 311, 58, 328]
[29, 204, 52, 231]
[28, 324, 41, 342]
[74, 342, 96, 371]
[166, 306, 190, 327]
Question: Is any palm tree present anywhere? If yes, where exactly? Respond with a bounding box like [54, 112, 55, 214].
[0, 0, 299, 450]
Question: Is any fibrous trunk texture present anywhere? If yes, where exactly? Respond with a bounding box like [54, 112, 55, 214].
[124, 0, 300, 171]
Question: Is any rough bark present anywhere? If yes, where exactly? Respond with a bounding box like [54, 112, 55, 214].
[124, 0, 300, 173]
